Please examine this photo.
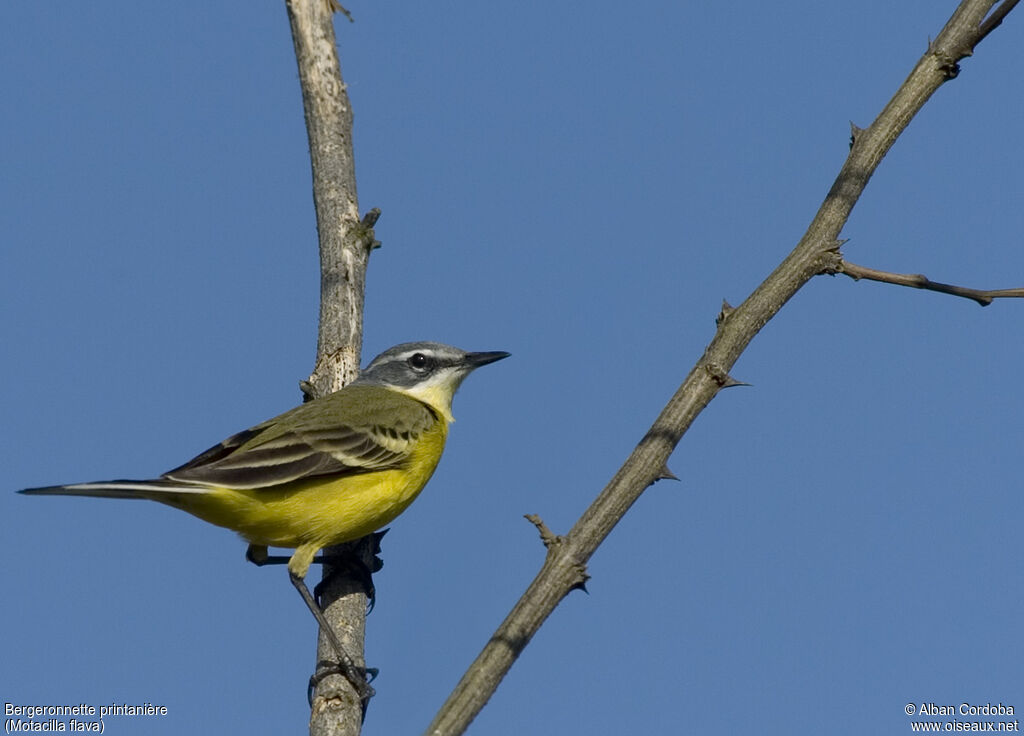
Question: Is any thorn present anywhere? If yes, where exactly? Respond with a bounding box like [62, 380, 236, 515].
[361, 207, 381, 228]
[716, 300, 735, 326]
[357, 209, 383, 252]
[326, 0, 355, 22]
[358, 208, 382, 251]
[720, 375, 751, 389]
[570, 570, 591, 595]
[658, 465, 680, 482]
[849, 121, 864, 148]
[705, 362, 749, 388]
[571, 579, 590, 595]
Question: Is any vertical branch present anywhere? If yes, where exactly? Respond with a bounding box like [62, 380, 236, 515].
[287, 0, 367, 398]
[284, 1, 374, 734]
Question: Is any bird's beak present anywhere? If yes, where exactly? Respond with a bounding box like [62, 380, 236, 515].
[465, 351, 510, 368]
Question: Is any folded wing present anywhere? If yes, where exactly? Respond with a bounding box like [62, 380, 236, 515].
[164, 388, 439, 490]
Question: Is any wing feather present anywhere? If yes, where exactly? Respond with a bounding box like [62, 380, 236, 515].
[163, 385, 439, 491]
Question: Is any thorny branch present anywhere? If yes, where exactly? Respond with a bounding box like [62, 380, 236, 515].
[425, 2, 1020, 734]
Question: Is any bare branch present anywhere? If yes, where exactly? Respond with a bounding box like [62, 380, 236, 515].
[284, 0, 374, 733]
[835, 259, 1024, 306]
[977, 0, 1021, 44]
[286, 0, 369, 400]
[426, 2, 1017, 734]
[523, 514, 559, 548]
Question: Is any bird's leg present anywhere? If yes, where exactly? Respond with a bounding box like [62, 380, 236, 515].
[246, 543, 377, 611]
[246, 544, 324, 568]
[248, 545, 373, 706]
[289, 570, 375, 706]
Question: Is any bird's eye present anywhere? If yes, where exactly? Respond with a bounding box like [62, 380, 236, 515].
[408, 353, 430, 371]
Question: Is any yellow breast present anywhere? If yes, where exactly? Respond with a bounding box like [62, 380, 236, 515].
[170, 414, 448, 550]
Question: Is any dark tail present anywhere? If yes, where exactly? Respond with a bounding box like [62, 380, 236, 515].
[18, 479, 209, 499]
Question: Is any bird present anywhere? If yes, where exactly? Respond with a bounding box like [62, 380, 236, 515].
[19, 341, 509, 696]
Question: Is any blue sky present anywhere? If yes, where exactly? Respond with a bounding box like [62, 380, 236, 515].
[2, 3, 1022, 734]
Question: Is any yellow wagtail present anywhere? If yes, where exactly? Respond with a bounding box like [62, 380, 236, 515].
[20, 341, 508, 695]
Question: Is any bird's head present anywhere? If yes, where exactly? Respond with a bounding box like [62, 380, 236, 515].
[353, 341, 509, 421]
